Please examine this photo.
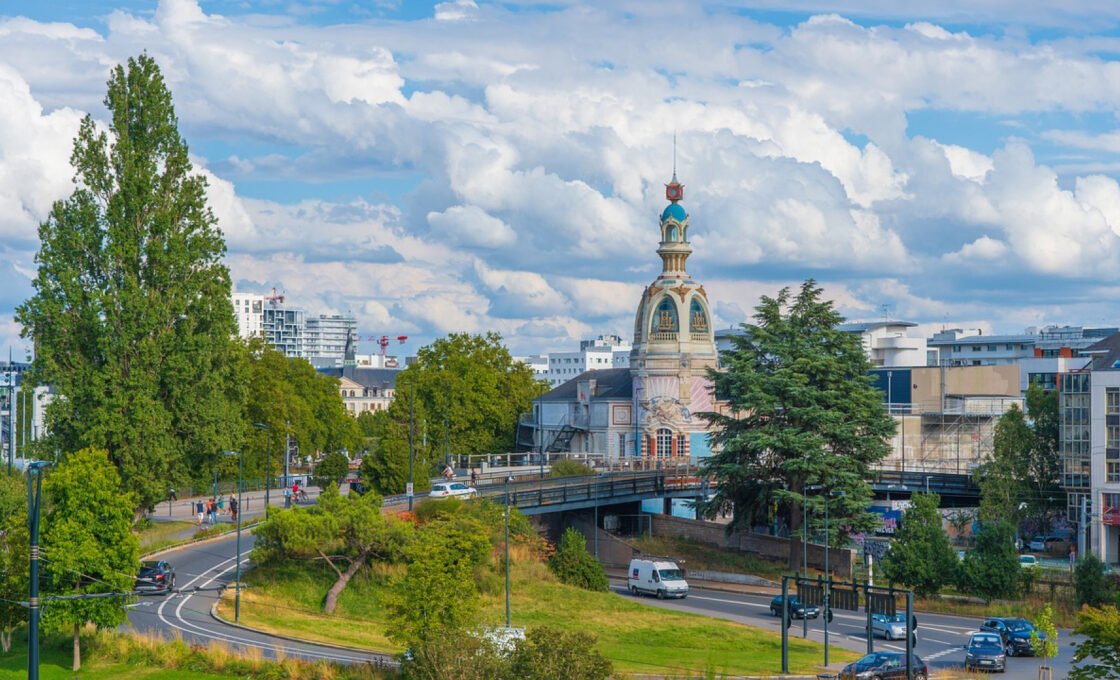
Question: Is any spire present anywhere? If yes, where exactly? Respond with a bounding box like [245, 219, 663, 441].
[666, 135, 683, 202]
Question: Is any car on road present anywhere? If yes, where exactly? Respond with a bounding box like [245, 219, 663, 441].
[136, 560, 175, 593]
[980, 617, 1044, 656]
[965, 631, 1007, 672]
[870, 613, 914, 641]
[1028, 535, 1068, 554]
[838, 652, 928, 680]
[1019, 554, 1040, 569]
[769, 594, 820, 619]
[428, 482, 477, 499]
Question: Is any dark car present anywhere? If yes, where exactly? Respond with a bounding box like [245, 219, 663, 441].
[769, 594, 820, 619]
[965, 631, 1007, 672]
[980, 617, 1043, 656]
[839, 652, 928, 680]
[136, 559, 175, 593]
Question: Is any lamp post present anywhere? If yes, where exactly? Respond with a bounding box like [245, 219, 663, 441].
[252, 422, 272, 510]
[407, 384, 415, 511]
[822, 488, 845, 667]
[803, 483, 822, 640]
[222, 450, 244, 622]
[26, 460, 51, 680]
[505, 475, 513, 628]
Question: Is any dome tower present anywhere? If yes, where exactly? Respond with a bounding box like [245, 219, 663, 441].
[629, 173, 718, 460]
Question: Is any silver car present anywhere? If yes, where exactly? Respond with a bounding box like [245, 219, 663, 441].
[871, 613, 911, 641]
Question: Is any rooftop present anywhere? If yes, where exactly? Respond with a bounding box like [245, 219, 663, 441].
[540, 368, 632, 401]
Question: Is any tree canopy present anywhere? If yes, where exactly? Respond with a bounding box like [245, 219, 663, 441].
[361, 333, 539, 494]
[0, 472, 28, 653]
[41, 448, 139, 670]
[957, 520, 1020, 603]
[881, 493, 957, 598]
[699, 280, 894, 568]
[16, 54, 242, 512]
[1071, 605, 1120, 680]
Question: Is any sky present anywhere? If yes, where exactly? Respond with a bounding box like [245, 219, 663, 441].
[3, 0, 1120, 360]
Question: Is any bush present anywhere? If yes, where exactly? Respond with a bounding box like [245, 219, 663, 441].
[547, 528, 608, 591]
[507, 626, 614, 680]
[550, 459, 595, 477]
[881, 493, 957, 598]
[957, 520, 1020, 603]
[314, 451, 351, 489]
[1075, 553, 1115, 607]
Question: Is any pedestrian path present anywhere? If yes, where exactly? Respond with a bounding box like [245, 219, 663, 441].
[149, 486, 320, 524]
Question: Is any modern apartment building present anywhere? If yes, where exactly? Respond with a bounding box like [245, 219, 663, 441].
[540, 335, 632, 387]
[305, 314, 357, 368]
[1084, 334, 1120, 563]
[929, 325, 1117, 368]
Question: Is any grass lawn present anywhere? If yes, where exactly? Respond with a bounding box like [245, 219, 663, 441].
[137, 520, 198, 553]
[0, 643, 236, 680]
[629, 535, 804, 582]
[221, 559, 857, 677]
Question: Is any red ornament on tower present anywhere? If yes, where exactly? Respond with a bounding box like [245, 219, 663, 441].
[665, 173, 684, 202]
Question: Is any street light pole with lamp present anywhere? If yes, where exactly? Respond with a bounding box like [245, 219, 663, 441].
[822, 488, 845, 667]
[504, 475, 514, 628]
[26, 460, 52, 680]
[221, 450, 244, 622]
[252, 422, 272, 510]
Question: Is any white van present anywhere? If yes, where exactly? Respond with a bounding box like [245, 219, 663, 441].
[627, 558, 688, 599]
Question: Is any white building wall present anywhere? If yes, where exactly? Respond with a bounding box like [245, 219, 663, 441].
[1091, 370, 1120, 564]
[232, 292, 265, 339]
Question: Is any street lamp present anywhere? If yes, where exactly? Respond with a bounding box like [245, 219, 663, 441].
[803, 483, 822, 640]
[505, 475, 514, 628]
[252, 423, 272, 510]
[222, 450, 244, 622]
[823, 488, 845, 667]
[26, 460, 52, 680]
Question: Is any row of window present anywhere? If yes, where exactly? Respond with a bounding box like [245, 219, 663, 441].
[653, 298, 709, 334]
[952, 344, 1030, 352]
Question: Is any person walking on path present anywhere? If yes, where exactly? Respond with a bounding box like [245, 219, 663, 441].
[195, 500, 205, 525]
[470, 469, 478, 486]
[229, 496, 239, 522]
[284, 486, 292, 508]
[169, 487, 177, 502]
[217, 494, 226, 516]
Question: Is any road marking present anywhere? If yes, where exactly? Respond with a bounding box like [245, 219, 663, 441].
[685, 594, 767, 608]
[923, 646, 963, 660]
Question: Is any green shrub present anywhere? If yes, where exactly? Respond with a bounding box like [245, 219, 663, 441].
[1075, 553, 1115, 607]
[957, 520, 1019, 603]
[547, 527, 608, 591]
[550, 459, 595, 477]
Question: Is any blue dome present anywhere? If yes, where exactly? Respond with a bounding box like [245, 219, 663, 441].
[661, 202, 687, 222]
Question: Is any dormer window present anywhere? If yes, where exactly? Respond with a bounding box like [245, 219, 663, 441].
[652, 297, 678, 333]
[689, 299, 709, 332]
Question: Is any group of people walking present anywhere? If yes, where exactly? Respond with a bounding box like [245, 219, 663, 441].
[195, 495, 239, 525]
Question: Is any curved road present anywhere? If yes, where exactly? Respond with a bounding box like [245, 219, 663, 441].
[130, 531, 1080, 678]
[126, 532, 396, 669]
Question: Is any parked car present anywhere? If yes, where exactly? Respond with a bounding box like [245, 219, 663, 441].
[428, 482, 477, 499]
[980, 617, 1043, 656]
[871, 613, 915, 641]
[136, 560, 176, 593]
[769, 594, 820, 619]
[1028, 536, 1068, 554]
[965, 631, 1007, 672]
[839, 652, 928, 680]
[1019, 554, 1040, 569]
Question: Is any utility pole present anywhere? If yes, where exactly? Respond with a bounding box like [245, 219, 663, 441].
[407, 384, 415, 511]
[505, 475, 513, 628]
[27, 460, 51, 680]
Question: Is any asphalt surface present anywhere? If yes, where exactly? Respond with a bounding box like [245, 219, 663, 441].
[126, 531, 396, 670]
[130, 529, 1083, 679]
[607, 577, 1082, 679]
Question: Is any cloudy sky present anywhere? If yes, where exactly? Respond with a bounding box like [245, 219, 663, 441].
[3, 0, 1120, 360]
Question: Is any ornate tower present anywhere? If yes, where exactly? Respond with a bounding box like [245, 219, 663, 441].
[629, 173, 718, 459]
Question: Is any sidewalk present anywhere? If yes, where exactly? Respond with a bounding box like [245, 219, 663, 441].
[149, 486, 321, 524]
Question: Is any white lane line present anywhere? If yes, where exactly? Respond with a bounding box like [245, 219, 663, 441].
[685, 594, 767, 608]
[154, 550, 372, 664]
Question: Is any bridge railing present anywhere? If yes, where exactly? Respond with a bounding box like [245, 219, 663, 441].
[474, 467, 706, 510]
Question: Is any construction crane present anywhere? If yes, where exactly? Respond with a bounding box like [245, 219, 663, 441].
[366, 335, 409, 356]
[264, 287, 285, 306]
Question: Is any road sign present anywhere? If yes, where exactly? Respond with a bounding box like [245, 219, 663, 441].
[868, 592, 896, 616]
[863, 540, 890, 560]
[406, 482, 414, 497]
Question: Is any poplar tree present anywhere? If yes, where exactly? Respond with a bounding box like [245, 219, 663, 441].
[700, 280, 895, 570]
[17, 54, 242, 511]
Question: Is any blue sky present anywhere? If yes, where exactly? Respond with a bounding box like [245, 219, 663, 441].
[3, 0, 1120, 359]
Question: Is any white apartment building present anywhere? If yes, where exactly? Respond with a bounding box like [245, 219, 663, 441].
[232, 292, 265, 339]
[541, 335, 632, 387]
[1086, 335, 1120, 564]
[837, 321, 928, 367]
[306, 314, 357, 368]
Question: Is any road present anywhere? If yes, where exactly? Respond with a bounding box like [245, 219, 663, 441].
[130, 530, 1081, 678]
[126, 531, 396, 670]
[607, 577, 1081, 679]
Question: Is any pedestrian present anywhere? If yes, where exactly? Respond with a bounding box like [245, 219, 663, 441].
[229, 496, 239, 522]
[208, 499, 217, 524]
[470, 469, 478, 486]
[217, 494, 225, 517]
[443, 464, 455, 481]
[284, 486, 292, 508]
[195, 499, 204, 525]
[169, 487, 177, 502]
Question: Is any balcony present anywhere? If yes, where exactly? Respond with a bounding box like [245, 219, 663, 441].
[649, 332, 678, 342]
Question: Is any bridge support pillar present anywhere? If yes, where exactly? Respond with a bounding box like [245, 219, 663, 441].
[664, 497, 672, 516]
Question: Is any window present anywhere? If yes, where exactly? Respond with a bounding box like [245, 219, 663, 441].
[652, 298, 678, 333]
[988, 344, 997, 351]
[1109, 461, 1120, 484]
[689, 299, 709, 332]
[1108, 389, 1120, 416]
[972, 346, 982, 352]
[1108, 425, 1120, 449]
[656, 428, 673, 457]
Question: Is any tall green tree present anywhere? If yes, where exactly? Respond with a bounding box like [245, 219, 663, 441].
[699, 281, 895, 568]
[17, 54, 242, 512]
[313, 451, 351, 491]
[882, 493, 957, 598]
[976, 403, 1034, 526]
[0, 472, 28, 653]
[41, 448, 139, 670]
[957, 520, 1020, 603]
[1071, 605, 1120, 680]
[1024, 383, 1063, 529]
